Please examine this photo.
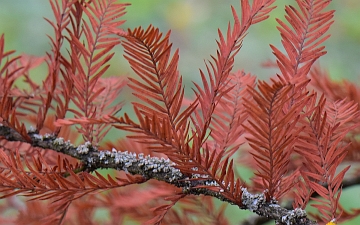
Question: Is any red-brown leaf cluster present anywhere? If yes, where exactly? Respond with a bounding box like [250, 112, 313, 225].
[0, 0, 359, 224]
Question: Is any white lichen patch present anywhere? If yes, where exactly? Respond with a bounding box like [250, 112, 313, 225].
[53, 137, 73, 148]
[54, 137, 64, 145]
[205, 181, 219, 186]
[281, 208, 307, 225]
[33, 134, 43, 141]
[77, 141, 91, 154]
[100, 148, 183, 182]
[99, 151, 105, 160]
[87, 157, 94, 164]
[43, 133, 52, 139]
[28, 126, 36, 133]
[241, 188, 266, 212]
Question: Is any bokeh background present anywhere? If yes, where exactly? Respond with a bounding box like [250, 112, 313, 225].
[0, 0, 360, 224]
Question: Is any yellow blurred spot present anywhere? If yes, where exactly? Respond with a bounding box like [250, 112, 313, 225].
[326, 220, 336, 225]
[165, 2, 193, 29]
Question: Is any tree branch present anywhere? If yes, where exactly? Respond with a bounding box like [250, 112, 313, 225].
[240, 173, 360, 225]
[0, 124, 319, 225]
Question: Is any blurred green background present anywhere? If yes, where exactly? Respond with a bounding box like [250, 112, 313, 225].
[1, 0, 360, 82]
[0, 0, 360, 224]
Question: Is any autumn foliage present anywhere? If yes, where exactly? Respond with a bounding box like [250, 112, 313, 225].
[0, 0, 360, 225]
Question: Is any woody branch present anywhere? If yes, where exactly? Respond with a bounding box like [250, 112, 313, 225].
[0, 124, 319, 225]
